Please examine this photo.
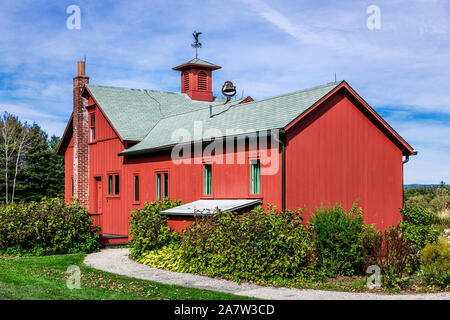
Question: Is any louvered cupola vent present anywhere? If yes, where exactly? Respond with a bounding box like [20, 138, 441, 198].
[198, 71, 207, 91]
[183, 72, 190, 91]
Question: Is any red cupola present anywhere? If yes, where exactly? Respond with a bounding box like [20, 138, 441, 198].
[172, 58, 221, 101]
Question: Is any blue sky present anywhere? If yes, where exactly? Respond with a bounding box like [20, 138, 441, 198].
[0, 0, 449, 184]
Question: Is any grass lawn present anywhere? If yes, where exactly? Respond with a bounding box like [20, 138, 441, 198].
[0, 253, 250, 300]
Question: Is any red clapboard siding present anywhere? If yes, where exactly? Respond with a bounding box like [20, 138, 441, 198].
[286, 90, 402, 230]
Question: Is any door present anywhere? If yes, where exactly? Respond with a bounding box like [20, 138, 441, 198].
[95, 177, 103, 213]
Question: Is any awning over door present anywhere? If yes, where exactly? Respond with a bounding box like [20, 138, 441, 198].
[159, 199, 262, 216]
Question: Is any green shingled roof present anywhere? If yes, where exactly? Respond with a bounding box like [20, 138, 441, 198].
[172, 58, 221, 70]
[86, 85, 241, 141]
[183, 58, 219, 68]
[119, 81, 342, 155]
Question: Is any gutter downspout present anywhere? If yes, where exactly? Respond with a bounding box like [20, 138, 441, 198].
[279, 129, 287, 212]
[402, 151, 418, 206]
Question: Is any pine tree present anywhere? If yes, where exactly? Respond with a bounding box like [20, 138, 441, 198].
[0, 114, 64, 202]
[20, 125, 64, 201]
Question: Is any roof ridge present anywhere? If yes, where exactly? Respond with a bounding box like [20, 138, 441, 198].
[232, 81, 343, 107]
[187, 57, 219, 66]
[87, 84, 183, 96]
[137, 81, 342, 123]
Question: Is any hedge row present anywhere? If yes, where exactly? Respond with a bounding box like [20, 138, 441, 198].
[130, 201, 444, 287]
[0, 198, 100, 256]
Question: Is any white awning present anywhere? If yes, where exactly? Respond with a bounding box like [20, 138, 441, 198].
[159, 199, 262, 216]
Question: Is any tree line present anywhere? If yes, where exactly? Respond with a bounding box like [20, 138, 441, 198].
[404, 182, 450, 214]
[0, 112, 64, 203]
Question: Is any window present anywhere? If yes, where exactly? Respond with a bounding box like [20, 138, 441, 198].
[198, 71, 207, 91]
[203, 164, 212, 195]
[71, 177, 74, 196]
[134, 175, 140, 202]
[89, 113, 96, 142]
[107, 173, 120, 196]
[183, 72, 190, 91]
[114, 175, 120, 195]
[108, 175, 113, 195]
[250, 160, 261, 194]
[156, 173, 161, 201]
[163, 173, 169, 198]
[156, 172, 169, 200]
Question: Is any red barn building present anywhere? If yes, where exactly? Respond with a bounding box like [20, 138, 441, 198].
[57, 59, 415, 244]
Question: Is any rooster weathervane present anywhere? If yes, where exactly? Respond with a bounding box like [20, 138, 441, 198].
[191, 31, 202, 58]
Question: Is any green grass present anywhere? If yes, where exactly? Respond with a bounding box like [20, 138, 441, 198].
[0, 253, 250, 300]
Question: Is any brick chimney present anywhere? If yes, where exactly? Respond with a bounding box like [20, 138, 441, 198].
[73, 61, 89, 207]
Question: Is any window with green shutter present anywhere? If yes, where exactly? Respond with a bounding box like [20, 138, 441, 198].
[203, 164, 212, 195]
[250, 160, 261, 194]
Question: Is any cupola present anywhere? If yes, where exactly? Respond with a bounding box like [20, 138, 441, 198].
[172, 58, 221, 102]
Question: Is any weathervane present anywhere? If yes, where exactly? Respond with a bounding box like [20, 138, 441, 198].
[191, 31, 202, 58]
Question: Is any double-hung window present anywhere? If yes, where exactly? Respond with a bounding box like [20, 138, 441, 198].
[156, 171, 169, 200]
[89, 112, 96, 142]
[107, 173, 120, 196]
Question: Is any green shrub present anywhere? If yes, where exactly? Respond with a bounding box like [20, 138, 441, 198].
[399, 205, 438, 250]
[137, 246, 183, 272]
[310, 202, 365, 277]
[178, 206, 319, 283]
[420, 239, 450, 288]
[0, 198, 100, 256]
[129, 199, 182, 259]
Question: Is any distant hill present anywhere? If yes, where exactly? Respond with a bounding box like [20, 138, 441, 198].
[404, 184, 441, 187]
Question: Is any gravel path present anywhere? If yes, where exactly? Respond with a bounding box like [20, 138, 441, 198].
[83, 248, 449, 300]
